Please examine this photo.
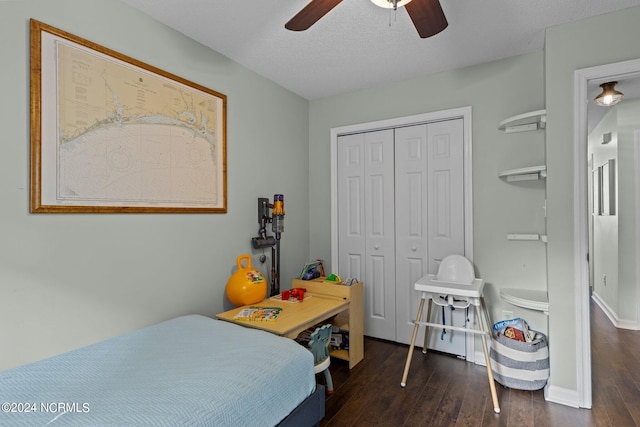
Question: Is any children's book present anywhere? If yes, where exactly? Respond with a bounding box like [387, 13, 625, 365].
[493, 317, 535, 342]
[503, 326, 526, 342]
[298, 261, 322, 280]
[233, 306, 282, 322]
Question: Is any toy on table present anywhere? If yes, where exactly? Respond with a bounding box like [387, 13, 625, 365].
[225, 254, 267, 306]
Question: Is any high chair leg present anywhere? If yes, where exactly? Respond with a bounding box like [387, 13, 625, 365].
[476, 303, 500, 414]
[401, 297, 425, 387]
[422, 299, 433, 354]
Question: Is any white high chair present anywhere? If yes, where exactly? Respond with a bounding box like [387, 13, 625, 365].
[400, 255, 500, 414]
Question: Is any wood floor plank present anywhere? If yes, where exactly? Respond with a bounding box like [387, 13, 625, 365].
[532, 398, 597, 427]
[404, 384, 446, 426]
[354, 347, 418, 426]
[455, 371, 489, 426]
[505, 389, 533, 427]
[481, 387, 510, 427]
[428, 370, 469, 426]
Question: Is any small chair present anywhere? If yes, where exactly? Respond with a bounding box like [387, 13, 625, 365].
[308, 324, 334, 395]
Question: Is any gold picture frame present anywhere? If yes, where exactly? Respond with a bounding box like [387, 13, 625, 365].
[30, 19, 227, 213]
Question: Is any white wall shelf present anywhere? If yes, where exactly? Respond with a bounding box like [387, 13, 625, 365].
[498, 165, 547, 182]
[500, 288, 549, 315]
[498, 109, 547, 133]
[507, 233, 547, 242]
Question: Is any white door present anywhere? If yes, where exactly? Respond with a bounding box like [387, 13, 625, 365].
[337, 129, 396, 340]
[337, 118, 467, 356]
[395, 119, 467, 355]
[394, 124, 430, 344]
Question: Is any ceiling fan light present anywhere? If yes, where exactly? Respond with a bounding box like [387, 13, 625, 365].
[370, 0, 413, 9]
[594, 81, 624, 106]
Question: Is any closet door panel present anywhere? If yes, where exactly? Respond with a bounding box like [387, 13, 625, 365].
[337, 133, 366, 283]
[425, 119, 467, 357]
[394, 125, 429, 345]
[428, 119, 465, 271]
[363, 129, 396, 340]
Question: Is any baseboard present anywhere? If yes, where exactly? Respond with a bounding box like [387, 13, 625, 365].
[544, 384, 582, 408]
[592, 293, 640, 330]
[617, 319, 640, 330]
[592, 293, 617, 324]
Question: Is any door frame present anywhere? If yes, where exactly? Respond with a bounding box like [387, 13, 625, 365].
[573, 58, 640, 409]
[329, 106, 475, 358]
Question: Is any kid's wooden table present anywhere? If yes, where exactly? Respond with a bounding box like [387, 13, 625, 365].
[216, 293, 349, 339]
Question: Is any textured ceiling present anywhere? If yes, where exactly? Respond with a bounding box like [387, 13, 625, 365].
[122, 0, 640, 101]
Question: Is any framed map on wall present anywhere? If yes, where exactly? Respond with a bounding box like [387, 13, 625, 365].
[30, 19, 227, 213]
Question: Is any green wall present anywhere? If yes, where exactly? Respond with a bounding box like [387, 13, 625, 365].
[545, 5, 640, 398]
[616, 101, 640, 322]
[0, 0, 310, 370]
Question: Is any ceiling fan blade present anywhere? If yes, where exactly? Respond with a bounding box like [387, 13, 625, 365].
[285, 0, 344, 31]
[405, 0, 448, 39]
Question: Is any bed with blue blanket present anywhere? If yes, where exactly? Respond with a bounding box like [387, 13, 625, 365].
[0, 315, 324, 426]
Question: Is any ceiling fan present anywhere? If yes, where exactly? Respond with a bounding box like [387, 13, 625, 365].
[285, 0, 448, 39]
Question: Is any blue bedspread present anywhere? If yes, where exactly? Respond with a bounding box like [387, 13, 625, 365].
[0, 315, 316, 426]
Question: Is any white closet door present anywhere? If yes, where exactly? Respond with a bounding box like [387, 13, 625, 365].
[364, 130, 396, 340]
[394, 124, 430, 343]
[337, 133, 366, 283]
[395, 119, 467, 356]
[424, 118, 467, 356]
[337, 130, 396, 340]
[427, 119, 465, 269]
[337, 119, 466, 353]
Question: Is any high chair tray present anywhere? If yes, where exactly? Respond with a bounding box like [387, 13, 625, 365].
[414, 274, 484, 298]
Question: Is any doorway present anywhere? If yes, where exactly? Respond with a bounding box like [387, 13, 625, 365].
[574, 58, 640, 409]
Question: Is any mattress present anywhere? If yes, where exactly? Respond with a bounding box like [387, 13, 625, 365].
[0, 315, 316, 426]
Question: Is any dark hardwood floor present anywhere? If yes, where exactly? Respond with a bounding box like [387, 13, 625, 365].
[319, 301, 640, 426]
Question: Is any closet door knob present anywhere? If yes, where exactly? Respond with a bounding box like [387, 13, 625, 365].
[412, 246, 417, 251]
[374, 244, 380, 250]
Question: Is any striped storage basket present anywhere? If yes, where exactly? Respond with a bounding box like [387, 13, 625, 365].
[490, 330, 549, 390]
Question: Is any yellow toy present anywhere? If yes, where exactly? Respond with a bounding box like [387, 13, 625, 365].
[225, 254, 267, 306]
